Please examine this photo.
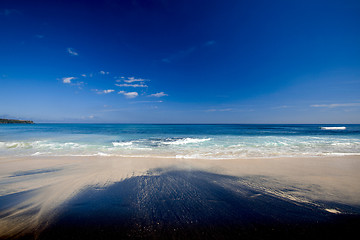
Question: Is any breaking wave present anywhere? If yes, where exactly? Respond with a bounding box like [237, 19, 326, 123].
[321, 127, 346, 130]
[1, 135, 359, 159]
[161, 137, 211, 145]
[112, 141, 133, 147]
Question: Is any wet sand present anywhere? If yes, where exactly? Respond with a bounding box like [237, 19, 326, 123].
[0, 155, 360, 239]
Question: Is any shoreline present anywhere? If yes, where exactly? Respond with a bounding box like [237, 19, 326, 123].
[1, 155, 360, 239]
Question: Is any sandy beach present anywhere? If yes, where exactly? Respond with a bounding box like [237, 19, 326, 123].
[1, 155, 359, 239]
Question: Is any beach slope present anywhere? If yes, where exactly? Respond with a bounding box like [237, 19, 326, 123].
[0, 156, 359, 239]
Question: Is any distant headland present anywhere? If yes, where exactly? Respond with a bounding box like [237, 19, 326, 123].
[0, 118, 34, 124]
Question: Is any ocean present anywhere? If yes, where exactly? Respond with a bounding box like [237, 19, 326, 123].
[1, 124, 359, 159]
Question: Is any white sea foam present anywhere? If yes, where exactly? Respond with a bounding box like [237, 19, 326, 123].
[321, 127, 346, 130]
[162, 138, 211, 145]
[0, 141, 87, 150]
[31, 152, 51, 156]
[1, 134, 359, 159]
[94, 152, 112, 156]
[112, 141, 133, 147]
[0, 142, 32, 149]
[323, 152, 360, 156]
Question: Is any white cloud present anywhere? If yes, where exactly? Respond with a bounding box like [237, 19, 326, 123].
[67, 48, 78, 56]
[148, 92, 168, 97]
[102, 89, 115, 94]
[100, 71, 109, 75]
[310, 103, 360, 108]
[60, 77, 84, 89]
[124, 77, 146, 83]
[132, 100, 163, 103]
[62, 77, 76, 83]
[115, 83, 148, 88]
[118, 91, 138, 98]
[94, 89, 115, 94]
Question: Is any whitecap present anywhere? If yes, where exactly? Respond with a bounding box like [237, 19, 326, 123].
[321, 127, 346, 130]
[112, 141, 133, 147]
[162, 138, 211, 145]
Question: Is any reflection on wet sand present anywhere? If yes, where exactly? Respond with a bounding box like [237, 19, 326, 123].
[0, 156, 360, 239]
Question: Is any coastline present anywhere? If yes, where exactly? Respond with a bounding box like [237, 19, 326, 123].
[0, 119, 34, 124]
[1, 155, 360, 239]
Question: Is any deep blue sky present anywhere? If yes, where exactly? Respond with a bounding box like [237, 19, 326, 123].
[1, 0, 359, 123]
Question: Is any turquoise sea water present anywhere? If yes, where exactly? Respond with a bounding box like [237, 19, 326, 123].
[1, 124, 360, 159]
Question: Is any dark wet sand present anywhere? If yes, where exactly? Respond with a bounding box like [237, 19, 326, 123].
[13, 169, 360, 240]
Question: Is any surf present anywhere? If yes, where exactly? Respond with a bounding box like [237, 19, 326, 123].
[321, 127, 346, 130]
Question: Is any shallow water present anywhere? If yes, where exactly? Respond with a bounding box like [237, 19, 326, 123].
[1, 124, 359, 158]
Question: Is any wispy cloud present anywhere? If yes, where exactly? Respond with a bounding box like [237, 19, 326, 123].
[94, 89, 115, 94]
[102, 89, 115, 94]
[115, 83, 148, 88]
[118, 91, 138, 99]
[148, 92, 168, 97]
[205, 108, 232, 112]
[272, 105, 290, 109]
[131, 100, 163, 103]
[310, 103, 360, 108]
[122, 77, 146, 83]
[60, 72, 166, 100]
[115, 76, 125, 82]
[67, 48, 78, 56]
[62, 77, 77, 84]
[72, 81, 84, 88]
[60, 77, 84, 89]
[204, 107, 255, 113]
